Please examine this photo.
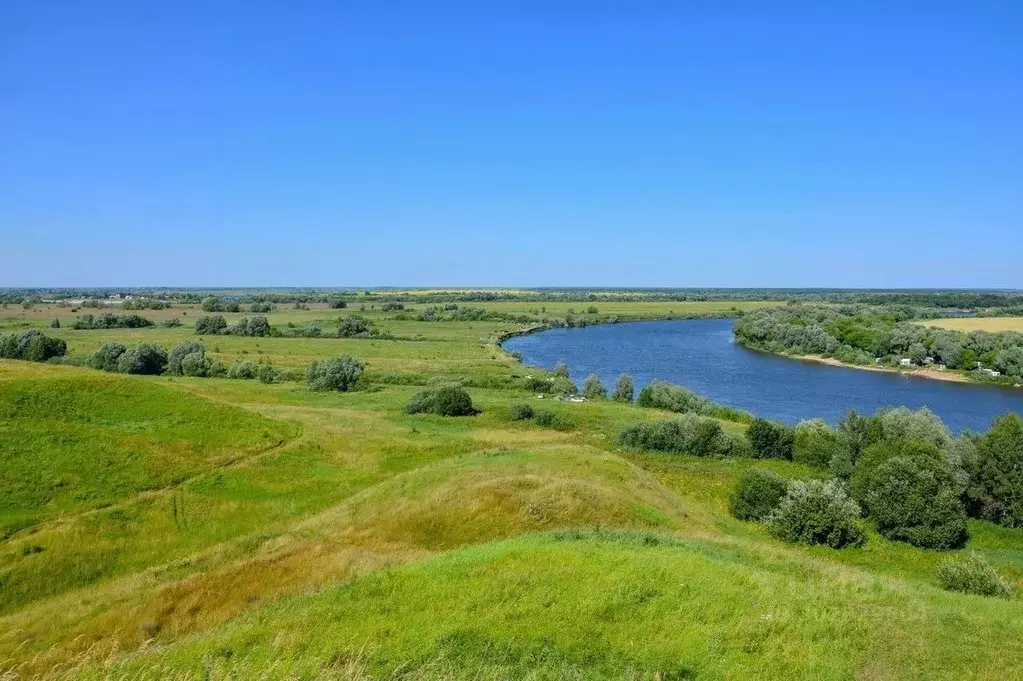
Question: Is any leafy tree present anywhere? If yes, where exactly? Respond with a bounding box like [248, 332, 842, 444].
[180, 352, 212, 377]
[730, 469, 789, 521]
[793, 419, 846, 468]
[996, 347, 1023, 380]
[611, 374, 634, 402]
[307, 354, 365, 392]
[746, 418, 795, 460]
[861, 452, 968, 549]
[50, 318, 60, 328]
[116, 343, 168, 375]
[582, 373, 607, 399]
[328, 297, 348, 309]
[247, 315, 271, 337]
[89, 342, 127, 372]
[974, 413, 1023, 526]
[168, 341, 205, 376]
[200, 296, 221, 312]
[767, 479, 865, 549]
[552, 361, 570, 379]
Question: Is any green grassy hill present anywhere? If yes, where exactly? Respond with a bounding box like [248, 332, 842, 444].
[1, 300, 1022, 680]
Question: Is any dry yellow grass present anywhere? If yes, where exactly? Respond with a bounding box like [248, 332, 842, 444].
[921, 317, 1023, 333]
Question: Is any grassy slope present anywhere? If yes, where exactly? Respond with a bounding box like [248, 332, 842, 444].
[1, 300, 1022, 680]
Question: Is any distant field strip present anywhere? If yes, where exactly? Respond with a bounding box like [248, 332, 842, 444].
[922, 317, 1023, 333]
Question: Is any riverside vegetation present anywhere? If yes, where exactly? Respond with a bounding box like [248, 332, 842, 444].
[735, 303, 1023, 385]
[1, 289, 1023, 680]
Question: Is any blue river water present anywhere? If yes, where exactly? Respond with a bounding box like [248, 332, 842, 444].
[502, 318, 1023, 433]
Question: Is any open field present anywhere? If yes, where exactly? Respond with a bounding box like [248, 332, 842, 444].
[922, 317, 1023, 333]
[2, 298, 1023, 679]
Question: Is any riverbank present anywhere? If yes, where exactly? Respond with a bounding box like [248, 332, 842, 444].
[795, 354, 972, 384]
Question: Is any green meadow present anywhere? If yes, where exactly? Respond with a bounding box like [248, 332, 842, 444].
[1, 297, 1022, 680]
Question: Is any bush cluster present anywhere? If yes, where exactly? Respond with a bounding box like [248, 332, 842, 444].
[935, 552, 1014, 599]
[200, 296, 240, 313]
[618, 415, 750, 458]
[404, 385, 477, 416]
[337, 315, 372, 338]
[307, 354, 365, 392]
[637, 380, 753, 423]
[0, 330, 67, 362]
[766, 479, 865, 549]
[71, 313, 154, 329]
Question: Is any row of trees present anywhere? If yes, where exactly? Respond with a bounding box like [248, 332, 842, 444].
[71, 313, 154, 330]
[735, 304, 1023, 379]
[194, 315, 271, 337]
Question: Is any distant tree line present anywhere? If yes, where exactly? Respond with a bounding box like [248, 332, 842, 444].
[735, 304, 1023, 381]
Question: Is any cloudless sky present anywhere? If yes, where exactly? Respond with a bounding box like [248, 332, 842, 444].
[2, 1, 1021, 287]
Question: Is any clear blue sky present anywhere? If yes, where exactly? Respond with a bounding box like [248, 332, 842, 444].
[2, 1, 1021, 288]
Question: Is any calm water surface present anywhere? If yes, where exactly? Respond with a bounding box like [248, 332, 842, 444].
[503, 318, 1023, 433]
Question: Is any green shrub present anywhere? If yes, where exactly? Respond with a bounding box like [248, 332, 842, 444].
[582, 373, 607, 399]
[730, 469, 789, 521]
[767, 479, 866, 549]
[936, 552, 1014, 599]
[250, 301, 276, 313]
[116, 343, 168, 375]
[533, 408, 573, 430]
[307, 354, 365, 392]
[338, 315, 371, 337]
[974, 413, 1023, 527]
[861, 452, 968, 549]
[619, 415, 744, 458]
[89, 342, 127, 372]
[50, 318, 60, 328]
[256, 363, 277, 384]
[161, 317, 183, 328]
[168, 341, 205, 376]
[228, 361, 258, 380]
[194, 315, 227, 335]
[552, 361, 570, 378]
[509, 403, 534, 421]
[793, 419, 846, 468]
[636, 380, 753, 423]
[404, 385, 476, 416]
[611, 374, 634, 402]
[746, 418, 795, 460]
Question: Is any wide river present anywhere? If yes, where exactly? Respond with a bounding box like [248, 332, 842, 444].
[502, 318, 1023, 433]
